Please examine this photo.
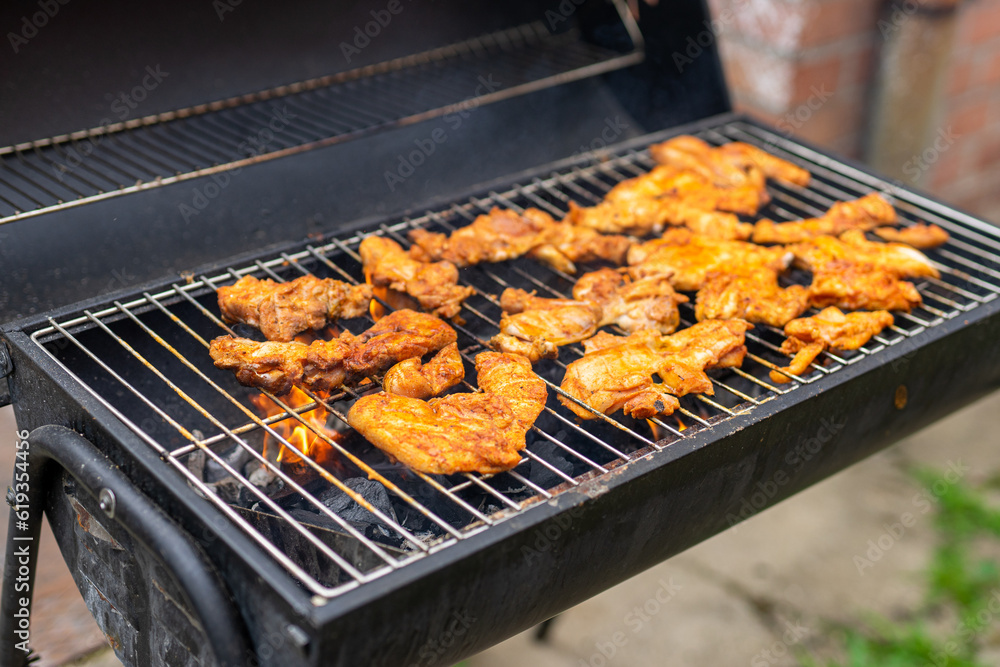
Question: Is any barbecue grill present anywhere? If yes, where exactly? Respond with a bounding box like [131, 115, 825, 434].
[3, 1, 1000, 665]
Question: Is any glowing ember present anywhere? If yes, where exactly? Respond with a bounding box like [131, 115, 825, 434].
[249, 387, 343, 477]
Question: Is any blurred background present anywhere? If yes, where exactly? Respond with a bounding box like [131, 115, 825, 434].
[4, 0, 1000, 665]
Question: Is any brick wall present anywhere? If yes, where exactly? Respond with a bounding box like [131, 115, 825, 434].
[707, 0, 1000, 223]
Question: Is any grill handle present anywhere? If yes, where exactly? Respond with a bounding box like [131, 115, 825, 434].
[0, 425, 252, 667]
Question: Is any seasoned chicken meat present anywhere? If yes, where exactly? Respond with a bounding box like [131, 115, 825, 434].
[347, 352, 547, 474]
[359, 236, 475, 319]
[649, 136, 810, 188]
[628, 228, 792, 291]
[695, 269, 810, 327]
[488, 288, 602, 361]
[752, 193, 897, 244]
[209, 309, 457, 395]
[769, 307, 894, 383]
[382, 342, 464, 399]
[789, 230, 936, 312]
[408, 207, 631, 274]
[559, 320, 752, 420]
[572, 267, 687, 333]
[217, 274, 372, 342]
[874, 223, 949, 249]
[792, 230, 939, 279]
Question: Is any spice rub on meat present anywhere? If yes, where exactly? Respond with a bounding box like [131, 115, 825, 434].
[382, 342, 465, 399]
[359, 236, 475, 320]
[558, 319, 752, 420]
[628, 228, 792, 292]
[408, 207, 631, 274]
[209, 309, 456, 395]
[769, 307, 894, 383]
[218, 274, 372, 342]
[348, 352, 547, 474]
[752, 193, 897, 244]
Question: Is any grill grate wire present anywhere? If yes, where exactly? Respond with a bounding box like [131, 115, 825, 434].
[28, 120, 1000, 600]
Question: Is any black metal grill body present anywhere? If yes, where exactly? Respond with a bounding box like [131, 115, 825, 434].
[4, 113, 1000, 665]
[3, 0, 1000, 665]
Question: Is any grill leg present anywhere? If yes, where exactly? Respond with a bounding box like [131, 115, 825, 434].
[534, 615, 559, 643]
[0, 425, 252, 667]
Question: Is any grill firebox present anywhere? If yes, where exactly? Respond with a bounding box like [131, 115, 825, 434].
[5, 115, 1000, 666]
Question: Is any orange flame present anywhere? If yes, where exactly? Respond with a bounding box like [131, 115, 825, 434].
[249, 387, 342, 477]
[676, 415, 687, 432]
[646, 419, 661, 440]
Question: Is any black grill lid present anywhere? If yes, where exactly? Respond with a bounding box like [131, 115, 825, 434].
[0, 0, 728, 323]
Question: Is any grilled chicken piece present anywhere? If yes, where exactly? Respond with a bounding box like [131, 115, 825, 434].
[217, 275, 373, 342]
[382, 342, 464, 399]
[752, 193, 897, 244]
[408, 207, 631, 274]
[488, 288, 602, 361]
[715, 142, 811, 186]
[769, 307, 894, 383]
[695, 269, 810, 328]
[359, 236, 475, 320]
[789, 230, 936, 312]
[572, 268, 687, 334]
[874, 223, 949, 249]
[649, 135, 767, 191]
[347, 352, 547, 474]
[209, 309, 456, 395]
[649, 136, 810, 188]
[792, 230, 939, 279]
[806, 261, 923, 312]
[628, 228, 792, 291]
[559, 320, 752, 420]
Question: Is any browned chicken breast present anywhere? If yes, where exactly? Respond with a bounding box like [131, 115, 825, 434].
[347, 352, 548, 474]
[770, 307, 894, 383]
[489, 288, 603, 362]
[217, 274, 372, 342]
[209, 309, 457, 395]
[559, 320, 752, 420]
[382, 342, 464, 399]
[695, 269, 810, 328]
[752, 193, 897, 244]
[359, 236, 475, 320]
[628, 228, 792, 292]
[572, 268, 687, 334]
[874, 223, 949, 249]
[408, 207, 631, 274]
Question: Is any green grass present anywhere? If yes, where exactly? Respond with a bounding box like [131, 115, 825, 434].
[796, 467, 1000, 667]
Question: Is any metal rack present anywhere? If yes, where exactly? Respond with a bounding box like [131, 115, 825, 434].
[27, 119, 1000, 601]
[0, 19, 643, 227]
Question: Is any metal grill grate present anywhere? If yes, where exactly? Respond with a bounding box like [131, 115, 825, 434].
[27, 118, 1000, 601]
[0, 18, 642, 228]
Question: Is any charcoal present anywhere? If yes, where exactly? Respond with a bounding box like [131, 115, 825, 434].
[527, 439, 575, 490]
[316, 478, 397, 529]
